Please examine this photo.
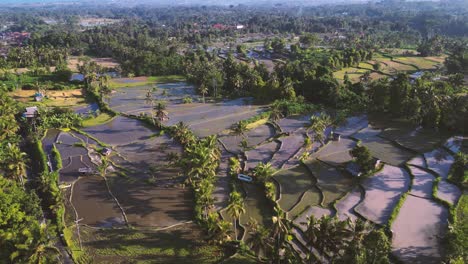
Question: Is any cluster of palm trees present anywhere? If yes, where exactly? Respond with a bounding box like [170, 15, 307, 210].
[172, 123, 231, 240]
[145, 89, 169, 128]
[0, 87, 27, 186]
[306, 112, 332, 146]
[0, 86, 62, 263]
[302, 216, 391, 264]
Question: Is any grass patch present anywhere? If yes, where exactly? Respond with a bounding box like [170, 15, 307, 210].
[63, 226, 89, 264]
[148, 75, 186, 83]
[446, 193, 468, 262]
[9, 88, 86, 107]
[109, 75, 186, 88]
[387, 192, 408, 227]
[51, 144, 63, 170]
[79, 226, 225, 263]
[81, 113, 114, 127]
[222, 253, 258, 264]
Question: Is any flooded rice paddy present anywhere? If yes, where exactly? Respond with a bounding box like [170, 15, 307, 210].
[48, 82, 464, 263]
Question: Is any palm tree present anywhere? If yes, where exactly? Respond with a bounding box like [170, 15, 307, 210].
[247, 218, 273, 260]
[232, 121, 248, 138]
[200, 84, 208, 104]
[226, 191, 245, 240]
[154, 102, 169, 128]
[253, 162, 275, 183]
[302, 215, 350, 262]
[28, 243, 61, 264]
[208, 215, 232, 244]
[271, 206, 290, 264]
[228, 157, 242, 177]
[306, 113, 332, 145]
[197, 177, 215, 219]
[269, 106, 283, 122]
[3, 143, 27, 186]
[28, 223, 61, 264]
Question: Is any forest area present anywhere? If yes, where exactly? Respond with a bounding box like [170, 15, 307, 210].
[0, 0, 467, 263]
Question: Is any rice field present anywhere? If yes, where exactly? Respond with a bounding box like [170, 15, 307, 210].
[303, 159, 355, 207]
[273, 165, 316, 212]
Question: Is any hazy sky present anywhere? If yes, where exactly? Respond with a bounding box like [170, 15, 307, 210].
[0, 0, 373, 6]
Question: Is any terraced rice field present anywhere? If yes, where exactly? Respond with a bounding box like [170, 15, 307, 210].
[408, 166, 435, 199]
[219, 123, 275, 154]
[424, 148, 455, 179]
[335, 186, 362, 221]
[436, 180, 462, 205]
[239, 183, 273, 241]
[311, 138, 356, 166]
[108, 175, 193, 227]
[361, 136, 414, 166]
[271, 134, 305, 169]
[287, 188, 322, 220]
[380, 127, 447, 153]
[244, 141, 280, 171]
[70, 176, 125, 227]
[334, 115, 368, 136]
[275, 115, 309, 134]
[293, 206, 333, 230]
[355, 165, 410, 225]
[83, 116, 155, 145]
[274, 165, 316, 212]
[391, 195, 448, 264]
[304, 160, 355, 207]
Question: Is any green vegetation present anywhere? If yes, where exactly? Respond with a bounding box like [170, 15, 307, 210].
[387, 192, 408, 227]
[446, 194, 468, 263]
[349, 143, 375, 175]
[81, 112, 114, 127]
[109, 75, 186, 88]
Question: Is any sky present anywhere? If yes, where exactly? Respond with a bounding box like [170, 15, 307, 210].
[0, 0, 372, 6]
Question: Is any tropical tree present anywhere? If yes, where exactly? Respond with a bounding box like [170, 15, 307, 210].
[246, 218, 273, 260]
[269, 106, 284, 122]
[229, 157, 242, 177]
[153, 101, 169, 128]
[306, 112, 332, 145]
[350, 142, 375, 174]
[226, 191, 245, 240]
[200, 84, 208, 104]
[2, 143, 27, 186]
[271, 206, 291, 263]
[28, 223, 61, 264]
[302, 215, 350, 262]
[232, 121, 248, 138]
[253, 162, 275, 183]
[207, 213, 232, 244]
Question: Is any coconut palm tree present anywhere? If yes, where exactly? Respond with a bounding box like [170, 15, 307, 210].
[208, 214, 232, 244]
[253, 162, 275, 183]
[28, 223, 61, 264]
[226, 191, 245, 240]
[302, 215, 350, 262]
[200, 84, 208, 104]
[269, 106, 283, 122]
[232, 121, 248, 138]
[306, 112, 332, 145]
[247, 218, 273, 260]
[154, 102, 169, 128]
[271, 206, 290, 264]
[3, 143, 27, 186]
